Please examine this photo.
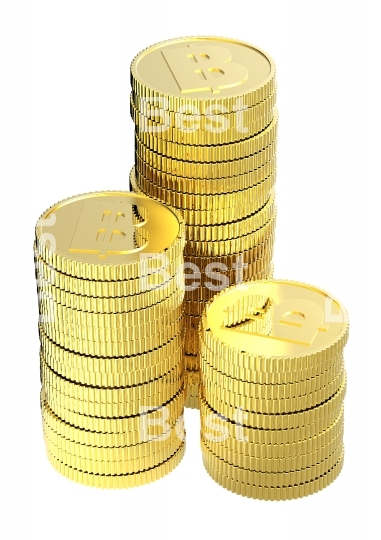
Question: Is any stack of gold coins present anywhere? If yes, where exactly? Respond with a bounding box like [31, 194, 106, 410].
[199, 280, 348, 500]
[34, 191, 187, 488]
[129, 37, 277, 408]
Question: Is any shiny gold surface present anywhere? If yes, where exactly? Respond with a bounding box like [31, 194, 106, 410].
[45, 434, 184, 475]
[203, 280, 348, 358]
[35, 191, 184, 281]
[33, 38, 349, 501]
[41, 388, 186, 439]
[130, 38, 278, 409]
[132, 105, 274, 144]
[37, 278, 183, 313]
[131, 37, 276, 111]
[135, 138, 277, 179]
[202, 429, 344, 472]
[136, 156, 276, 195]
[35, 248, 183, 298]
[35, 192, 186, 487]
[199, 280, 348, 499]
[135, 170, 276, 213]
[202, 440, 344, 485]
[205, 409, 344, 459]
[39, 327, 183, 373]
[133, 94, 277, 138]
[202, 451, 344, 501]
[47, 443, 185, 489]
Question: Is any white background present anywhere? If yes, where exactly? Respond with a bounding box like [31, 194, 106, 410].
[0, 1, 379, 539]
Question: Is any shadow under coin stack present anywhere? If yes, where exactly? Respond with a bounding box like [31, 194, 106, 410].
[199, 280, 348, 500]
[34, 191, 186, 488]
[129, 37, 278, 408]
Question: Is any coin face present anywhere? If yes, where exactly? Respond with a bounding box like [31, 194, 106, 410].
[205, 281, 348, 357]
[36, 192, 181, 265]
[131, 37, 275, 107]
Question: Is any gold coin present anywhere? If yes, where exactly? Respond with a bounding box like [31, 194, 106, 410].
[136, 155, 276, 195]
[200, 375, 346, 430]
[134, 122, 272, 145]
[201, 428, 343, 473]
[42, 345, 184, 388]
[184, 219, 275, 249]
[39, 325, 183, 372]
[35, 248, 183, 298]
[46, 442, 185, 488]
[41, 389, 185, 444]
[44, 418, 182, 460]
[202, 451, 344, 500]
[202, 427, 344, 471]
[131, 37, 276, 113]
[44, 421, 184, 459]
[201, 368, 345, 414]
[132, 92, 276, 130]
[135, 138, 276, 179]
[200, 342, 344, 385]
[37, 276, 183, 314]
[132, 91, 276, 128]
[134, 100, 277, 157]
[183, 208, 276, 245]
[200, 331, 344, 376]
[130, 168, 271, 225]
[132, 104, 274, 145]
[202, 440, 344, 487]
[43, 377, 184, 419]
[204, 408, 344, 459]
[40, 314, 183, 356]
[200, 395, 344, 445]
[41, 355, 183, 406]
[35, 191, 184, 281]
[185, 218, 275, 257]
[201, 280, 349, 370]
[40, 308, 183, 342]
[135, 168, 275, 212]
[45, 433, 184, 475]
[185, 191, 276, 245]
[38, 296, 183, 331]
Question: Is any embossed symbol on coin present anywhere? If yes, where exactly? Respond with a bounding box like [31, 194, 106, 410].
[207, 281, 348, 356]
[223, 298, 328, 346]
[69, 201, 149, 259]
[162, 45, 248, 94]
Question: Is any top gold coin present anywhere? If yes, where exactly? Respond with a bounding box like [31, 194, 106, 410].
[35, 191, 184, 281]
[131, 37, 276, 113]
[202, 280, 348, 364]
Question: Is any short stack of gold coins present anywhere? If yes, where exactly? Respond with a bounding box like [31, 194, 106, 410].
[129, 37, 278, 408]
[199, 280, 348, 500]
[34, 191, 187, 488]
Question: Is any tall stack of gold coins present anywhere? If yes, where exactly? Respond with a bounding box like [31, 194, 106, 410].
[129, 37, 277, 408]
[34, 191, 187, 488]
[199, 280, 348, 500]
